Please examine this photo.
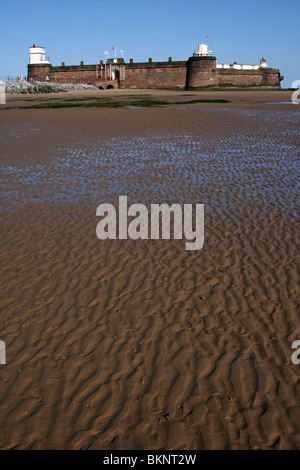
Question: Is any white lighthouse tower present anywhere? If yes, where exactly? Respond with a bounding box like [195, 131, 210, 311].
[260, 57, 267, 68]
[29, 44, 50, 64]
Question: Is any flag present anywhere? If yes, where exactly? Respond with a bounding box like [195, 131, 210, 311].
[112, 46, 116, 50]
[120, 50, 123, 53]
[104, 51, 108, 54]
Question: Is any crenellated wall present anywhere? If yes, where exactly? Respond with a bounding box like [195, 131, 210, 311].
[124, 61, 187, 89]
[51, 65, 98, 84]
[28, 56, 283, 89]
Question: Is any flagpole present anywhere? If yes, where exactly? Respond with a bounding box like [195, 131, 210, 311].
[104, 51, 109, 79]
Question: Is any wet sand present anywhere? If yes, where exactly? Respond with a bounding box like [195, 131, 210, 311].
[4, 88, 296, 111]
[0, 91, 299, 449]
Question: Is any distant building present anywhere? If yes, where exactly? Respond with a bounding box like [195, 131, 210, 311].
[28, 44, 283, 89]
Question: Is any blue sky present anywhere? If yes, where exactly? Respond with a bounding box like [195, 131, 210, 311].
[0, 0, 299, 87]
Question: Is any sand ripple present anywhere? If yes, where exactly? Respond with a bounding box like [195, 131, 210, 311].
[0, 107, 299, 449]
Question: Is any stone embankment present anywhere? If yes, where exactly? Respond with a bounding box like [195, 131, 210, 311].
[5, 81, 96, 94]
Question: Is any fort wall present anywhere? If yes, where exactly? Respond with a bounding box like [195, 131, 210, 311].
[28, 55, 283, 89]
[125, 60, 187, 89]
[27, 64, 51, 82]
[51, 65, 98, 84]
[213, 68, 281, 88]
[186, 56, 218, 88]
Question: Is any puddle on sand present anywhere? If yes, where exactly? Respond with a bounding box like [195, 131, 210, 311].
[265, 102, 295, 105]
[122, 106, 146, 109]
[1, 109, 299, 219]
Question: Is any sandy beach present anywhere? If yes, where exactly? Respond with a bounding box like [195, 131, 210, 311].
[0, 90, 299, 449]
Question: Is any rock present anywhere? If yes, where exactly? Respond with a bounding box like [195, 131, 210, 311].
[5, 81, 97, 94]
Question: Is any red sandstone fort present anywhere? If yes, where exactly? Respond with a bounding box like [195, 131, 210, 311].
[27, 44, 283, 90]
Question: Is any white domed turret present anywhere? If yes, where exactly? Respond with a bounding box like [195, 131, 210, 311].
[193, 44, 212, 57]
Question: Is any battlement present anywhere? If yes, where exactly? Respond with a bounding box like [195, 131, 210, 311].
[27, 44, 283, 90]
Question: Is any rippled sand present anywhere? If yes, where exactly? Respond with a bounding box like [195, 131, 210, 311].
[0, 96, 300, 449]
